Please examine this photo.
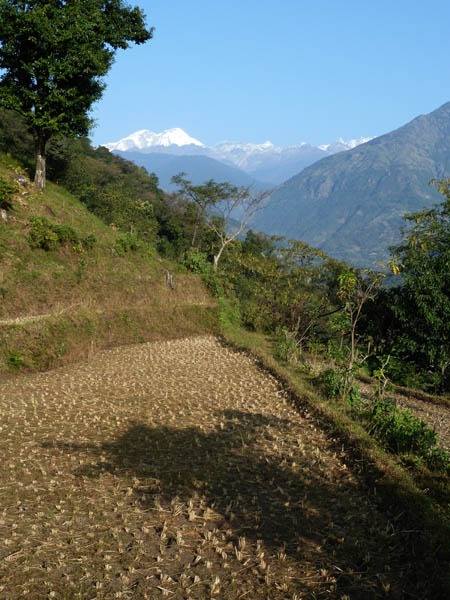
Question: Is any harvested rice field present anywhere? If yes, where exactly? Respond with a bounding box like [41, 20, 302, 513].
[0, 336, 440, 598]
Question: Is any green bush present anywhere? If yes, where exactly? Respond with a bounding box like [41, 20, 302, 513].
[28, 216, 96, 252]
[240, 300, 273, 331]
[28, 216, 59, 250]
[346, 383, 363, 409]
[53, 224, 79, 245]
[273, 327, 299, 363]
[6, 350, 26, 370]
[426, 447, 450, 471]
[317, 366, 362, 408]
[183, 248, 211, 275]
[114, 232, 140, 254]
[75, 256, 88, 282]
[82, 233, 97, 251]
[319, 367, 344, 399]
[0, 174, 18, 210]
[365, 399, 449, 470]
[218, 296, 240, 330]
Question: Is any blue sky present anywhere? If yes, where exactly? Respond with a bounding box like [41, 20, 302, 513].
[91, 0, 450, 147]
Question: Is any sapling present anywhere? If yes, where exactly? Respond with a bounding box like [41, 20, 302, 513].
[336, 268, 385, 402]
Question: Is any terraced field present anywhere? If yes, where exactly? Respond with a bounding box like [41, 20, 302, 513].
[0, 336, 437, 599]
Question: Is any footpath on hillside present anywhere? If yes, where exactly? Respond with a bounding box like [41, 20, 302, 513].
[0, 336, 440, 599]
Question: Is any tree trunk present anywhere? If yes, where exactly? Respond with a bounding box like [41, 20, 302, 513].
[34, 136, 48, 191]
[213, 243, 226, 270]
[191, 221, 199, 247]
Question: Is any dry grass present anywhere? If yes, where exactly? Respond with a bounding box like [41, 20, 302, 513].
[0, 157, 212, 321]
[0, 336, 443, 599]
[0, 305, 218, 380]
[0, 158, 217, 377]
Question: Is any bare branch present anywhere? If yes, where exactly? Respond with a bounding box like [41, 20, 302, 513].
[207, 187, 271, 268]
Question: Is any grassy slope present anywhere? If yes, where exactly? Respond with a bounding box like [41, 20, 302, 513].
[0, 154, 217, 377]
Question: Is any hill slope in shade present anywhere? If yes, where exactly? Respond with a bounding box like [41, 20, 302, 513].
[252, 101, 450, 266]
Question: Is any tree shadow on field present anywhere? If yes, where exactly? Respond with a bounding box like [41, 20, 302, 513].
[43, 409, 431, 598]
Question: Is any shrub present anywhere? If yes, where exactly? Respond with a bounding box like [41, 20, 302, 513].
[318, 366, 362, 408]
[218, 296, 240, 330]
[240, 300, 273, 331]
[0, 174, 18, 210]
[365, 399, 449, 470]
[426, 447, 450, 471]
[367, 400, 437, 455]
[75, 256, 88, 282]
[82, 233, 97, 251]
[346, 383, 363, 409]
[6, 350, 26, 370]
[273, 327, 299, 363]
[28, 216, 96, 252]
[319, 367, 344, 399]
[114, 232, 140, 254]
[183, 248, 211, 275]
[53, 224, 79, 245]
[28, 216, 59, 250]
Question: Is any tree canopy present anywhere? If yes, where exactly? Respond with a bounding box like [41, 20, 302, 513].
[359, 179, 450, 392]
[0, 0, 153, 189]
[391, 179, 450, 383]
[170, 173, 236, 249]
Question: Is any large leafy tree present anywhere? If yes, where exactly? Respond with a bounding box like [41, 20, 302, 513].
[171, 173, 234, 248]
[170, 173, 270, 268]
[207, 185, 270, 269]
[361, 179, 450, 392]
[390, 179, 450, 387]
[0, 0, 153, 189]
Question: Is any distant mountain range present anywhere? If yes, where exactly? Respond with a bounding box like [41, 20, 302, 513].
[114, 150, 269, 192]
[252, 101, 450, 267]
[104, 104, 450, 269]
[103, 128, 372, 188]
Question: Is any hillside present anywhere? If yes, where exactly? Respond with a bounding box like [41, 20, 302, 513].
[0, 153, 217, 377]
[252, 101, 450, 266]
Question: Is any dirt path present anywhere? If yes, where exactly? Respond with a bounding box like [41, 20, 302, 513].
[0, 336, 436, 599]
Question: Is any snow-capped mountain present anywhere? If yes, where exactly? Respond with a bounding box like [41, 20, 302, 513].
[209, 138, 374, 170]
[104, 128, 204, 152]
[208, 140, 278, 168]
[102, 128, 374, 185]
[318, 137, 374, 153]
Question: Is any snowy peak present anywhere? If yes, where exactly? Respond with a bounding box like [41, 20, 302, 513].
[318, 136, 374, 152]
[103, 129, 372, 157]
[103, 128, 205, 151]
[213, 140, 275, 152]
[102, 129, 375, 184]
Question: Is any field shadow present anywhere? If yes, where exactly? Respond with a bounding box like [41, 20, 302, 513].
[41, 408, 422, 598]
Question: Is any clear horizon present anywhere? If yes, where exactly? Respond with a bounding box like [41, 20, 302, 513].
[90, 0, 450, 148]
